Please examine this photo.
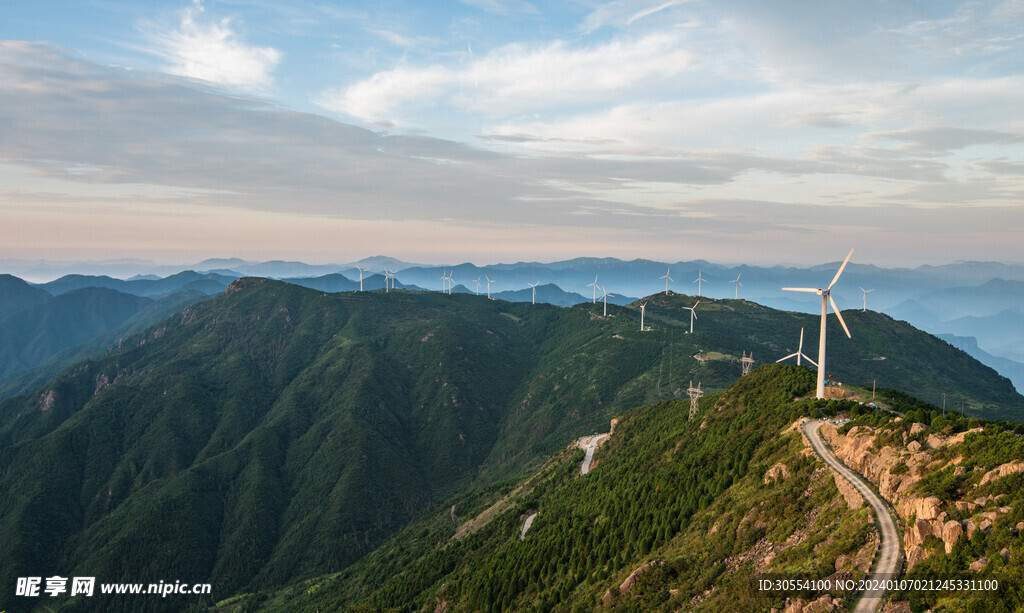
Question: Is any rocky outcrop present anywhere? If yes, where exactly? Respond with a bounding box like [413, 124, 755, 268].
[765, 463, 791, 483]
[816, 423, 989, 571]
[969, 557, 989, 572]
[979, 462, 1024, 487]
[618, 560, 664, 596]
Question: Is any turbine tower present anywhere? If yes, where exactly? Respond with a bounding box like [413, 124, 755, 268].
[775, 328, 818, 367]
[588, 275, 599, 304]
[440, 270, 448, 294]
[639, 301, 648, 331]
[447, 271, 455, 295]
[731, 274, 742, 299]
[384, 267, 392, 293]
[600, 286, 614, 317]
[687, 381, 703, 420]
[528, 282, 539, 305]
[859, 286, 874, 312]
[474, 276, 481, 296]
[782, 248, 854, 399]
[741, 351, 755, 376]
[660, 268, 673, 295]
[693, 269, 708, 297]
[485, 276, 494, 299]
[682, 301, 699, 333]
[356, 266, 368, 292]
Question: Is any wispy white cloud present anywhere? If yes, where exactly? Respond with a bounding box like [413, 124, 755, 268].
[140, 0, 281, 90]
[457, 0, 539, 16]
[318, 33, 693, 121]
[370, 29, 439, 48]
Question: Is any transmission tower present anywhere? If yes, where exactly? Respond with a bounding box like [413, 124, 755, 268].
[687, 380, 704, 420]
[741, 351, 755, 376]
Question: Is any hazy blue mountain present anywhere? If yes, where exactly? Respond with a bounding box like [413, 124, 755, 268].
[937, 334, 1024, 394]
[0, 274, 51, 320]
[920, 278, 1024, 319]
[0, 287, 153, 382]
[38, 270, 238, 298]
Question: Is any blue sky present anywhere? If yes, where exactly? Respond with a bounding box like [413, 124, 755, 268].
[2, 0, 1022, 267]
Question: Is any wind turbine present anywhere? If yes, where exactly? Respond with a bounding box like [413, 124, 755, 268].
[775, 328, 818, 367]
[390, 269, 399, 291]
[782, 248, 854, 399]
[473, 276, 481, 296]
[588, 275, 599, 304]
[731, 274, 742, 299]
[485, 276, 494, 299]
[682, 301, 699, 333]
[693, 269, 708, 297]
[639, 301, 648, 331]
[356, 267, 368, 292]
[660, 268, 673, 295]
[447, 271, 455, 294]
[383, 267, 391, 293]
[528, 282, 539, 305]
[859, 286, 874, 312]
[440, 270, 448, 294]
[600, 286, 614, 317]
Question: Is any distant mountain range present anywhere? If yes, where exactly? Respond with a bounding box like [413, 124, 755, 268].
[1, 254, 1022, 392]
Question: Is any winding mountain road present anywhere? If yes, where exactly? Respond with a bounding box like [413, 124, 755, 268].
[580, 434, 608, 475]
[802, 420, 902, 613]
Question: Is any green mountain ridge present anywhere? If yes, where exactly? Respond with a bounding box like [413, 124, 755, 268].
[0, 279, 1021, 612]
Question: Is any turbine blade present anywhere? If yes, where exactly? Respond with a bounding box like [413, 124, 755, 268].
[828, 248, 854, 290]
[776, 353, 798, 363]
[829, 295, 852, 338]
[781, 287, 820, 293]
[801, 353, 819, 367]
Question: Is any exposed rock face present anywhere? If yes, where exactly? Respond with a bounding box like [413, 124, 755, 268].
[979, 462, 1024, 487]
[40, 389, 57, 411]
[969, 557, 989, 572]
[618, 560, 664, 595]
[765, 463, 791, 483]
[816, 423, 982, 571]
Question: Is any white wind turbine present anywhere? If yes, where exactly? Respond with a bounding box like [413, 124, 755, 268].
[485, 276, 494, 299]
[731, 273, 742, 299]
[473, 276, 481, 296]
[528, 282, 539, 305]
[440, 270, 448, 294]
[639, 301, 648, 331]
[782, 248, 854, 399]
[588, 275, 599, 304]
[775, 328, 818, 367]
[390, 269, 399, 291]
[447, 271, 455, 294]
[383, 267, 392, 293]
[600, 286, 614, 316]
[682, 301, 699, 333]
[859, 286, 874, 312]
[660, 268, 673, 295]
[356, 267, 368, 292]
[693, 269, 708, 297]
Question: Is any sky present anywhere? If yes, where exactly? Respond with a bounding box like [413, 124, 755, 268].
[1, 0, 1023, 268]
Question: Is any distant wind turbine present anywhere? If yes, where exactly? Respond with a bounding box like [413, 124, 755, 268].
[782, 248, 854, 399]
[384, 267, 391, 293]
[485, 276, 494, 299]
[693, 269, 708, 297]
[731, 273, 742, 299]
[775, 328, 818, 367]
[588, 275, 599, 304]
[600, 286, 614, 317]
[660, 268, 673, 295]
[639, 301, 648, 331]
[447, 271, 455, 295]
[528, 282, 539, 305]
[682, 301, 699, 333]
[440, 270, 448, 294]
[473, 276, 481, 296]
[356, 267, 368, 292]
[859, 286, 874, 312]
